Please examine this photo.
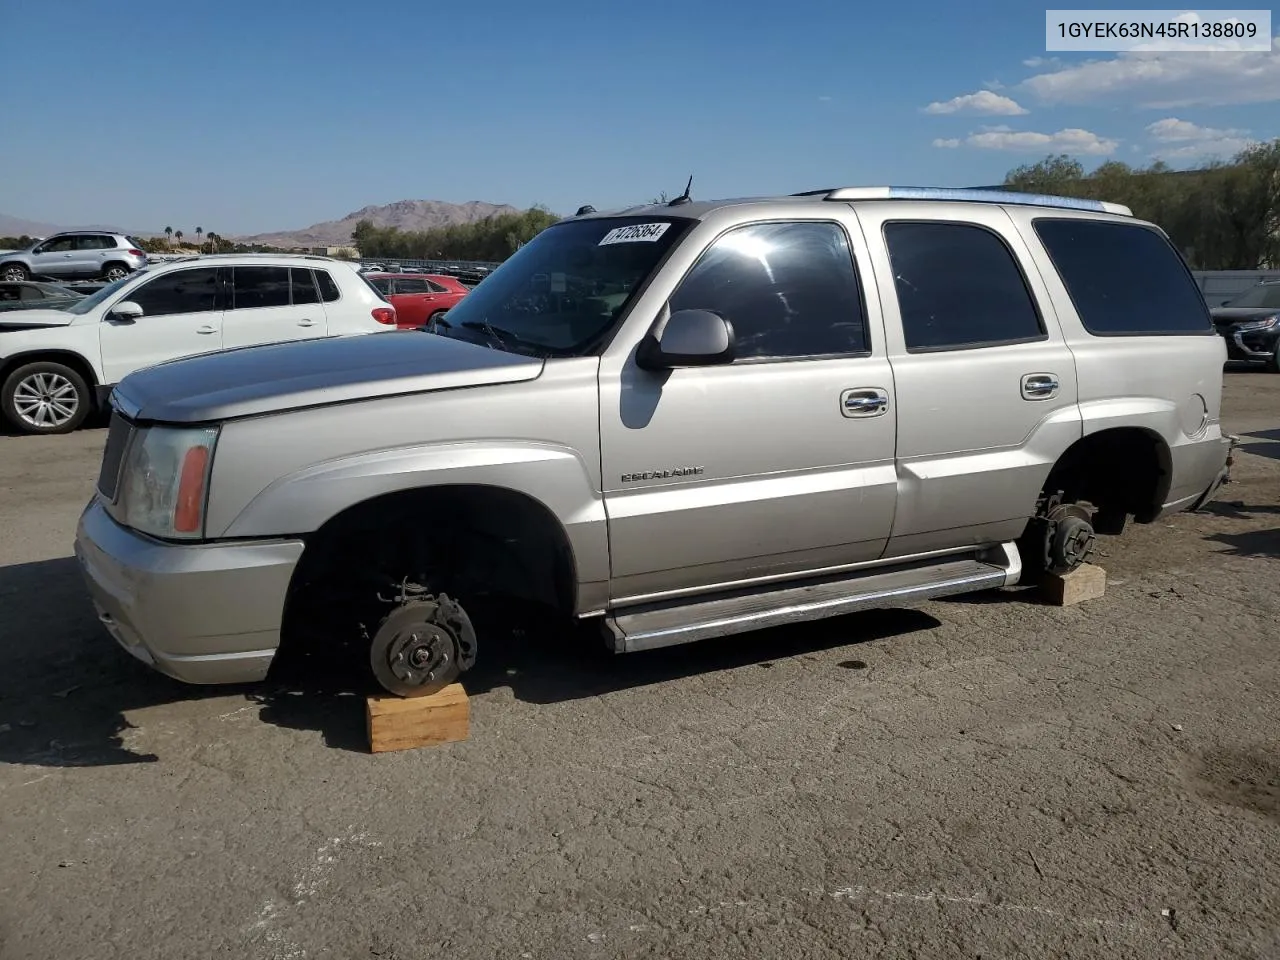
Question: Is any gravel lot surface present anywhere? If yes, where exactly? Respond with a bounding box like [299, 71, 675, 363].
[1, 372, 1277, 960]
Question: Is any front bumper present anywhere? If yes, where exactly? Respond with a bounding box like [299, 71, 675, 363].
[74, 499, 305, 685]
[1220, 328, 1280, 362]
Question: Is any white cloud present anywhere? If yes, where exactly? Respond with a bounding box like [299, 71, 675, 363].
[932, 138, 961, 148]
[1144, 117, 1258, 159]
[937, 126, 1119, 155]
[1023, 56, 1063, 69]
[1021, 37, 1280, 107]
[923, 90, 1029, 116]
[1145, 117, 1249, 142]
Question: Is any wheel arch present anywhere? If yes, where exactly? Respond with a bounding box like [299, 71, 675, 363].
[283, 481, 583, 620]
[1043, 425, 1173, 525]
[0, 349, 101, 399]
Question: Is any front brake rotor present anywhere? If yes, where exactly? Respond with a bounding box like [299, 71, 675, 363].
[369, 595, 477, 697]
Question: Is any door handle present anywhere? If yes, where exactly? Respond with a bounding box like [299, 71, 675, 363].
[196, 325, 217, 335]
[297, 319, 316, 327]
[840, 388, 890, 418]
[1021, 373, 1059, 400]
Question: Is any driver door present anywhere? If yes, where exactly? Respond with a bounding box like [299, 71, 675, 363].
[99, 266, 225, 383]
[597, 218, 899, 603]
[30, 236, 77, 277]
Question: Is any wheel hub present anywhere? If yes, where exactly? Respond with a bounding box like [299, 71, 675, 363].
[368, 594, 477, 698]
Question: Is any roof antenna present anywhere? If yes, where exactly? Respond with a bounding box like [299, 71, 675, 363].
[667, 175, 693, 206]
[575, 205, 596, 216]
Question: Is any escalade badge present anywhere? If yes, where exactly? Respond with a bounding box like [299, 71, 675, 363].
[621, 466, 705, 482]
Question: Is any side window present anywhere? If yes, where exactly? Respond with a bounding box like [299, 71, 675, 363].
[20, 285, 45, 301]
[232, 266, 291, 310]
[883, 221, 1044, 351]
[1033, 218, 1212, 336]
[291, 268, 320, 305]
[668, 221, 869, 360]
[394, 278, 431, 294]
[426, 279, 449, 294]
[126, 267, 221, 317]
[41, 237, 75, 253]
[0, 285, 18, 302]
[75, 235, 112, 250]
[316, 270, 341, 302]
[368, 277, 391, 294]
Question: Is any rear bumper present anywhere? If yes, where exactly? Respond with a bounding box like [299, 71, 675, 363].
[1161, 432, 1235, 517]
[74, 499, 305, 684]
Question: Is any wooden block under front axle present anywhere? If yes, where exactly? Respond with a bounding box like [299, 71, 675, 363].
[1039, 562, 1107, 607]
[366, 683, 470, 753]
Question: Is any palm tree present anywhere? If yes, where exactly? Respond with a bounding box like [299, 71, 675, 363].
[164, 226, 173, 248]
[175, 230, 184, 248]
[195, 226, 203, 250]
[207, 231, 217, 253]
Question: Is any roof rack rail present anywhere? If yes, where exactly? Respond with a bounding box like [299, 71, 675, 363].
[815, 185, 1132, 217]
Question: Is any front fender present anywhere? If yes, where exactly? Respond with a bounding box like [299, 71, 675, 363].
[216, 439, 610, 591]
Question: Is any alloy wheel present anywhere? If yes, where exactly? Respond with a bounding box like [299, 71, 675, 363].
[12, 372, 80, 429]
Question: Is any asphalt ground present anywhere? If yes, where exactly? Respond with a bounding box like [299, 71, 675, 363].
[0, 370, 1277, 959]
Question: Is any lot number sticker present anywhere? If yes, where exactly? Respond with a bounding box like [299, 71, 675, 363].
[599, 222, 671, 245]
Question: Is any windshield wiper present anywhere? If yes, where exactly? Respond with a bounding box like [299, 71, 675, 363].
[460, 320, 524, 352]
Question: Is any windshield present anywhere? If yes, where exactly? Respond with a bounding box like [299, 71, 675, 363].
[434, 216, 692, 356]
[65, 271, 146, 315]
[1224, 284, 1280, 310]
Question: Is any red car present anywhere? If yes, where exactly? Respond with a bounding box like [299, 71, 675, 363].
[363, 273, 470, 329]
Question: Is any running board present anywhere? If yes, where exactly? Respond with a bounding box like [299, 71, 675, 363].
[604, 543, 1022, 653]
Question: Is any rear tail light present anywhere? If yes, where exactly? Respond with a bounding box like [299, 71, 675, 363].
[127, 249, 144, 257]
[173, 444, 212, 533]
[372, 307, 397, 325]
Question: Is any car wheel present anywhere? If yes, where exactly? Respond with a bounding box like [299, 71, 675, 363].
[1, 263, 29, 282]
[101, 263, 130, 282]
[1, 361, 92, 435]
[426, 310, 449, 331]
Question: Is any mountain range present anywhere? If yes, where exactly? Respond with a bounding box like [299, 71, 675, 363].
[0, 199, 526, 248]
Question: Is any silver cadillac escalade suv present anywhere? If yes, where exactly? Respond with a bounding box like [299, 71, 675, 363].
[74, 186, 1233, 698]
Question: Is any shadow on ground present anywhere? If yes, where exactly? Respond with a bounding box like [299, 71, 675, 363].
[0, 554, 943, 759]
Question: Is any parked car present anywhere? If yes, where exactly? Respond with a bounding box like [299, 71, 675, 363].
[0, 232, 149, 283]
[0, 253, 396, 434]
[363, 272, 470, 328]
[1211, 280, 1280, 371]
[0, 280, 86, 312]
[75, 186, 1231, 700]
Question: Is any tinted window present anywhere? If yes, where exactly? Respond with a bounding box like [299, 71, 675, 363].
[1224, 283, 1280, 310]
[1033, 219, 1211, 335]
[669, 221, 868, 360]
[884, 221, 1043, 351]
[128, 267, 221, 317]
[40, 237, 74, 253]
[75, 235, 113, 250]
[316, 270, 340, 302]
[0, 284, 20, 302]
[291, 268, 320, 305]
[426, 279, 450, 294]
[394, 278, 431, 294]
[367, 277, 392, 294]
[233, 266, 290, 309]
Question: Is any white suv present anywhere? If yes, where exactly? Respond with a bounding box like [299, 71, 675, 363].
[0, 254, 396, 434]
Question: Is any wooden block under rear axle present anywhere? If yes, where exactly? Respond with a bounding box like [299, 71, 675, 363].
[1038, 562, 1107, 607]
[366, 683, 470, 753]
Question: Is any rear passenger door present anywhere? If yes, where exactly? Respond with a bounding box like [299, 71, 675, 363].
[853, 203, 1082, 558]
[222, 265, 329, 349]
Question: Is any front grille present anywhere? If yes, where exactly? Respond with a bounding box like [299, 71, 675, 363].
[96, 412, 134, 501]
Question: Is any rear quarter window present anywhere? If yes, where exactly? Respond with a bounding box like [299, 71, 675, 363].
[1032, 218, 1212, 336]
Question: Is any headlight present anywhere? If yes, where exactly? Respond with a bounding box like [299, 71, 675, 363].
[117, 425, 219, 540]
[1236, 315, 1279, 332]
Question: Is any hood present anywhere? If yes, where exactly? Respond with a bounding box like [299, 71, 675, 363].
[111, 330, 544, 424]
[1210, 307, 1280, 325]
[0, 309, 78, 329]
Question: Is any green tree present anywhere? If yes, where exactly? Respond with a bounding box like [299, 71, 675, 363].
[164, 225, 173, 247]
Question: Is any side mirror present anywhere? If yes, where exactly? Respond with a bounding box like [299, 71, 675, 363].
[636, 308, 735, 370]
[109, 301, 143, 323]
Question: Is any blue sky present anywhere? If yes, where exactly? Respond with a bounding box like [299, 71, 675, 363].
[1, 0, 1276, 235]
